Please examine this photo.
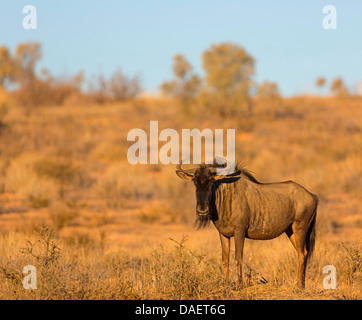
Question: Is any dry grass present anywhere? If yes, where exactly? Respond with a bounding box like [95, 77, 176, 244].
[0, 95, 361, 299]
[0, 226, 360, 300]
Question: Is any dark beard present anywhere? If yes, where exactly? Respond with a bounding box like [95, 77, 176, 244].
[194, 214, 211, 229]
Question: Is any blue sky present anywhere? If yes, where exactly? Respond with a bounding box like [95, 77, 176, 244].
[1, 0, 361, 95]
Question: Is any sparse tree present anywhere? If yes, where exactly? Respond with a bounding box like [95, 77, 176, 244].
[160, 54, 201, 115]
[199, 42, 255, 116]
[8, 42, 44, 106]
[88, 72, 109, 104]
[172, 54, 192, 79]
[0, 46, 15, 87]
[330, 77, 349, 97]
[88, 69, 142, 104]
[316, 77, 326, 88]
[257, 81, 280, 99]
[0, 42, 87, 107]
[256, 81, 283, 114]
[14, 42, 42, 89]
[315, 77, 326, 95]
[43, 70, 84, 106]
[109, 69, 141, 102]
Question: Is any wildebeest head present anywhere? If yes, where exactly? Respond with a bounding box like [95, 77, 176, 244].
[176, 159, 228, 217]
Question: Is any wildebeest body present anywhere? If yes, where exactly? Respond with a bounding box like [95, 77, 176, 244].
[211, 178, 317, 240]
[176, 160, 318, 288]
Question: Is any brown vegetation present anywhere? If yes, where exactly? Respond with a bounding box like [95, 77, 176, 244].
[0, 43, 141, 107]
[0, 93, 361, 299]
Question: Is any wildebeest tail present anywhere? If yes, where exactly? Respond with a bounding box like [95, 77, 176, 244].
[306, 205, 317, 261]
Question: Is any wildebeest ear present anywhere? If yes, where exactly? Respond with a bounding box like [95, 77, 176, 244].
[176, 170, 194, 180]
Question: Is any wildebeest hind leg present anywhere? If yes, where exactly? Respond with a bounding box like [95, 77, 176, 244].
[292, 223, 308, 289]
[234, 228, 245, 288]
[285, 224, 297, 250]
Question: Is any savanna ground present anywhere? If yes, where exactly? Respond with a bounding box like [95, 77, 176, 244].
[0, 94, 361, 300]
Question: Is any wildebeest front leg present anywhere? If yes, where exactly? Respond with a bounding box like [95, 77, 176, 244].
[219, 233, 230, 281]
[234, 228, 245, 287]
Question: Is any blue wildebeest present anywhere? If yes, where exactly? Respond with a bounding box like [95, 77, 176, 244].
[176, 159, 318, 289]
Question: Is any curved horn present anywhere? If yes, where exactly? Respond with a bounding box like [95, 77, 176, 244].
[176, 159, 196, 180]
[176, 159, 196, 173]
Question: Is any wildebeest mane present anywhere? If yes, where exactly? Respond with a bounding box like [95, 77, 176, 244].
[234, 161, 261, 184]
[199, 160, 261, 184]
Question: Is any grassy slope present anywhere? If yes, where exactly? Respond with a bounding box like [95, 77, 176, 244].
[0, 96, 361, 299]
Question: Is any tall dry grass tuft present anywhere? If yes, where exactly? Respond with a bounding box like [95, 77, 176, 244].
[0, 226, 141, 299]
[5, 154, 59, 208]
[148, 236, 216, 299]
[94, 163, 162, 209]
[48, 201, 79, 231]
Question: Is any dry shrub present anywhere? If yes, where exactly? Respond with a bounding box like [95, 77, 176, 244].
[92, 138, 129, 162]
[95, 163, 163, 209]
[144, 236, 225, 299]
[4, 155, 89, 209]
[300, 153, 362, 199]
[20, 226, 62, 267]
[33, 158, 90, 188]
[0, 228, 360, 300]
[0, 157, 8, 193]
[0, 88, 9, 137]
[160, 165, 195, 224]
[13, 78, 81, 107]
[109, 69, 141, 102]
[5, 154, 59, 208]
[137, 210, 161, 224]
[0, 226, 140, 299]
[63, 231, 96, 252]
[48, 201, 78, 230]
[87, 69, 141, 104]
[340, 243, 361, 286]
[0, 101, 8, 129]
